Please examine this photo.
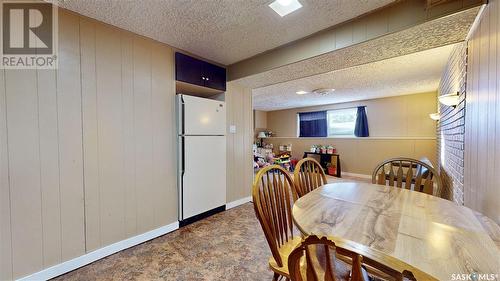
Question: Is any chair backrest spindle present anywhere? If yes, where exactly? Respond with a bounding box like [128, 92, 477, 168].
[372, 157, 442, 197]
[253, 165, 297, 267]
[294, 158, 328, 197]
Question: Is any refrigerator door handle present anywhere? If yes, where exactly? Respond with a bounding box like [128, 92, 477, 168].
[181, 136, 185, 172]
[181, 96, 185, 135]
[180, 170, 185, 219]
[178, 136, 185, 220]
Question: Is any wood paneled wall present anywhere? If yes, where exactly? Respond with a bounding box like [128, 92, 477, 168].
[225, 82, 254, 202]
[0, 10, 177, 280]
[464, 0, 500, 224]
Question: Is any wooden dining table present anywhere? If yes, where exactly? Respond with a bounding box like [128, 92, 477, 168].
[292, 182, 500, 281]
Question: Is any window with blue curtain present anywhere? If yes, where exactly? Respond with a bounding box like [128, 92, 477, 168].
[354, 106, 369, 137]
[298, 111, 327, 137]
[327, 108, 357, 136]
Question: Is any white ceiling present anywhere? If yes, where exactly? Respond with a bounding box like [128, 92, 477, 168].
[56, 0, 396, 65]
[253, 44, 456, 111]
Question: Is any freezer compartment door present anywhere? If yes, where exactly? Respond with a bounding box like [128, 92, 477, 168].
[181, 95, 226, 135]
[181, 136, 226, 220]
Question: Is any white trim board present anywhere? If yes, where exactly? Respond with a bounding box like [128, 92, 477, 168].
[226, 196, 252, 210]
[341, 172, 372, 179]
[466, 4, 486, 41]
[17, 221, 179, 281]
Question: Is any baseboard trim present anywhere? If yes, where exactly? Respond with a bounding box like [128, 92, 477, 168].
[17, 221, 179, 281]
[226, 196, 252, 210]
[342, 172, 372, 179]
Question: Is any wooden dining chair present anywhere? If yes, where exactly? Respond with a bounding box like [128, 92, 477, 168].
[253, 165, 301, 280]
[371, 157, 442, 197]
[288, 235, 437, 281]
[293, 158, 328, 197]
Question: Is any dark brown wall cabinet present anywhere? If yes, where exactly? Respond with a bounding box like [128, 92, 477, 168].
[175, 52, 226, 91]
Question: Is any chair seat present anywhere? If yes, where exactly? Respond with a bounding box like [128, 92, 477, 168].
[268, 237, 352, 280]
[268, 237, 302, 277]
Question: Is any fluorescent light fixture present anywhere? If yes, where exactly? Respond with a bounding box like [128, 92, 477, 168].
[429, 113, 440, 121]
[438, 92, 460, 107]
[296, 90, 308, 95]
[312, 88, 335, 95]
[269, 0, 303, 17]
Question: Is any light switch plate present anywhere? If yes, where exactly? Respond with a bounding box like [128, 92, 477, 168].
[229, 125, 237, 133]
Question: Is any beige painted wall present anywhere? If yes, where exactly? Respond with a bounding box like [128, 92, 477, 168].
[265, 138, 436, 175]
[267, 92, 437, 137]
[226, 83, 254, 202]
[265, 92, 437, 175]
[254, 110, 268, 137]
[0, 10, 177, 280]
[464, 0, 500, 224]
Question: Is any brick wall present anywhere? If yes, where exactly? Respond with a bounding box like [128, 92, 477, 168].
[437, 43, 467, 203]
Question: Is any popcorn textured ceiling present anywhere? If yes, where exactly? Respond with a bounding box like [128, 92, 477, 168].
[253, 44, 456, 111]
[236, 7, 480, 90]
[56, 0, 396, 65]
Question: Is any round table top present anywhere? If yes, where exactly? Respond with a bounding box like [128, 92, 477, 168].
[292, 182, 500, 281]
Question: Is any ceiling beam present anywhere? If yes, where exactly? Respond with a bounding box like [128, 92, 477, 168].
[228, 0, 485, 83]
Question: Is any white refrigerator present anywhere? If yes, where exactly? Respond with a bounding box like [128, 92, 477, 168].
[177, 94, 226, 223]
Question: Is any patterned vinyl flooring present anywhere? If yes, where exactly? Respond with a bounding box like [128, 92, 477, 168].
[53, 203, 273, 281]
[54, 176, 369, 281]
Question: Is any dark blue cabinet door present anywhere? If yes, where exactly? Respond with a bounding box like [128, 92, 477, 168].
[175, 52, 204, 87]
[175, 52, 226, 91]
[203, 62, 226, 91]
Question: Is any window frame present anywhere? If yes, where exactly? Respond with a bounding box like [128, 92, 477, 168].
[326, 107, 358, 137]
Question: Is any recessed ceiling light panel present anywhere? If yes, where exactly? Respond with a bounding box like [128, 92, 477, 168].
[296, 90, 308, 95]
[269, 0, 303, 17]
